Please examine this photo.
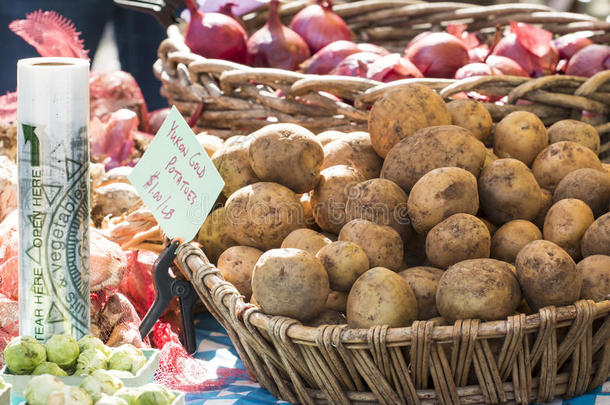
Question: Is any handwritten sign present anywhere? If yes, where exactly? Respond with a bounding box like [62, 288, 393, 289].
[129, 106, 224, 242]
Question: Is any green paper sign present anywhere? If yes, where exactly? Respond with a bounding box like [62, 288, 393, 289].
[129, 106, 224, 242]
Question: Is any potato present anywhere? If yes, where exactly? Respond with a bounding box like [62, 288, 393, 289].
[425, 214, 491, 269]
[316, 241, 370, 292]
[306, 310, 347, 326]
[553, 168, 610, 217]
[407, 167, 479, 234]
[532, 141, 603, 191]
[248, 123, 324, 193]
[91, 182, 142, 225]
[548, 119, 600, 154]
[447, 99, 493, 143]
[479, 218, 497, 236]
[345, 178, 411, 241]
[281, 228, 332, 256]
[217, 246, 263, 300]
[543, 199, 594, 260]
[381, 125, 486, 192]
[212, 136, 259, 198]
[493, 111, 548, 167]
[347, 267, 418, 328]
[578, 255, 610, 302]
[321, 132, 382, 180]
[515, 240, 581, 310]
[484, 148, 499, 168]
[604, 163, 610, 177]
[491, 220, 542, 263]
[581, 213, 610, 257]
[478, 159, 542, 224]
[316, 130, 345, 146]
[196, 207, 236, 263]
[311, 165, 365, 234]
[252, 248, 329, 321]
[326, 290, 348, 313]
[225, 182, 304, 250]
[369, 84, 451, 158]
[398, 267, 444, 320]
[339, 219, 404, 271]
[299, 193, 317, 229]
[436, 259, 521, 322]
[196, 133, 224, 157]
[534, 189, 553, 228]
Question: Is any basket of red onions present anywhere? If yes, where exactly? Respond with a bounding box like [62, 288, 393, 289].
[154, 0, 610, 161]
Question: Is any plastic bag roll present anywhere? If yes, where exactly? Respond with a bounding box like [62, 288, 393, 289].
[17, 57, 90, 340]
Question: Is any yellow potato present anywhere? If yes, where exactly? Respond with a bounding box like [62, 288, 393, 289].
[321, 132, 382, 180]
[553, 168, 610, 217]
[306, 310, 347, 326]
[398, 266, 444, 320]
[281, 228, 332, 256]
[493, 111, 548, 167]
[543, 199, 594, 260]
[316, 130, 345, 146]
[534, 189, 553, 228]
[196, 133, 224, 157]
[491, 220, 542, 263]
[217, 246, 263, 300]
[212, 136, 259, 198]
[447, 99, 493, 143]
[548, 119, 600, 154]
[581, 213, 610, 257]
[196, 207, 236, 263]
[578, 255, 610, 302]
[316, 241, 370, 292]
[325, 290, 348, 313]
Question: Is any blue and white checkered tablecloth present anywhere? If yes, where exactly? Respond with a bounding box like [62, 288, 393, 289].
[189, 313, 610, 405]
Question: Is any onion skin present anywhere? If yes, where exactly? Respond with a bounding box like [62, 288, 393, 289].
[485, 55, 529, 77]
[184, 0, 248, 63]
[405, 32, 469, 78]
[247, 0, 311, 70]
[290, 0, 355, 53]
[454, 63, 502, 79]
[300, 40, 360, 74]
[565, 44, 610, 77]
[357, 43, 390, 56]
[553, 33, 594, 60]
[329, 52, 381, 78]
[367, 53, 423, 82]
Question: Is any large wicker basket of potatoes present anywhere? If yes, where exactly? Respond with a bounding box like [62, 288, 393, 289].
[174, 84, 610, 404]
[154, 1, 610, 161]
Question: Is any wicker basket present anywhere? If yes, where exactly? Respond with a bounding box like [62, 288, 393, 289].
[176, 243, 610, 405]
[154, 1, 610, 162]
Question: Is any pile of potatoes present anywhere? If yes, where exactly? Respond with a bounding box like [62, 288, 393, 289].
[197, 83, 610, 329]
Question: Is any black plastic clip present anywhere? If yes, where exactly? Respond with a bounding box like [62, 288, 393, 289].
[139, 239, 198, 354]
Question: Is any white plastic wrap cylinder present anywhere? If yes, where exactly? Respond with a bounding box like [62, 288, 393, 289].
[17, 57, 91, 341]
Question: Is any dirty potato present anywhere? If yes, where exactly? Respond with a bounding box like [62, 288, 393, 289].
[316, 241, 370, 292]
[493, 111, 548, 167]
[548, 119, 600, 154]
[281, 228, 332, 255]
[369, 84, 451, 158]
[316, 130, 345, 146]
[534, 189, 553, 228]
[399, 266, 444, 320]
[217, 246, 263, 300]
[381, 125, 486, 192]
[212, 136, 259, 198]
[338, 219, 404, 271]
[447, 99, 493, 143]
[579, 255, 610, 302]
[321, 132, 383, 180]
[252, 248, 329, 321]
[248, 123, 324, 193]
[491, 220, 542, 263]
[326, 290, 348, 313]
[306, 310, 347, 326]
[543, 199, 594, 260]
[407, 167, 479, 234]
[553, 168, 610, 217]
[515, 240, 581, 310]
[196, 207, 236, 263]
[581, 213, 610, 257]
[347, 267, 418, 328]
[436, 259, 521, 322]
[196, 133, 224, 157]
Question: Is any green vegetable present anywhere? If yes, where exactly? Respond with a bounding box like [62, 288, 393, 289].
[47, 386, 93, 405]
[32, 361, 68, 376]
[113, 387, 139, 405]
[134, 384, 176, 405]
[75, 349, 108, 376]
[107, 370, 135, 379]
[96, 395, 129, 405]
[25, 374, 65, 405]
[4, 336, 46, 374]
[108, 345, 146, 374]
[80, 369, 123, 401]
[46, 334, 80, 369]
[78, 335, 111, 357]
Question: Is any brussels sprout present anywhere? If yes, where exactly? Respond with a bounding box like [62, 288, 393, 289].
[32, 361, 68, 376]
[81, 374, 104, 403]
[75, 349, 108, 376]
[46, 334, 80, 369]
[107, 369, 135, 379]
[96, 396, 129, 405]
[113, 387, 139, 405]
[78, 335, 111, 357]
[4, 336, 47, 374]
[108, 345, 147, 374]
[134, 384, 175, 405]
[80, 369, 124, 401]
[25, 374, 65, 405]
[47, 386, 93, 405]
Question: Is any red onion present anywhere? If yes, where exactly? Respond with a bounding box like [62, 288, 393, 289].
[329, 52, 381, 77]
[485, 55, 529, 77]
[357, 43, 390, 56]
[491, 22, 558, 77]
[218, 2, 247, 31]
[300, 40, 360, 74]
[469, 45, 489, 63]
[552, 33, 594, 60]
[367, 53, 423, 82]
[247, 0, 311, 70]
[565, 44, 610, 77]
[184, 0, 248, 63]
[148, 108, 170, 134]
[290, 0, 354, 53]
[405, 32, 469, 78]
[454, 62, 502, 79]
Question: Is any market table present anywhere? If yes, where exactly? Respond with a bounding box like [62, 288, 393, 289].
[190, 313, 610, 405]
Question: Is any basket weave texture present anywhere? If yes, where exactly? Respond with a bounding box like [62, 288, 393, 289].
[154, 1, 610, 161]
[177, 243, 610, 405]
